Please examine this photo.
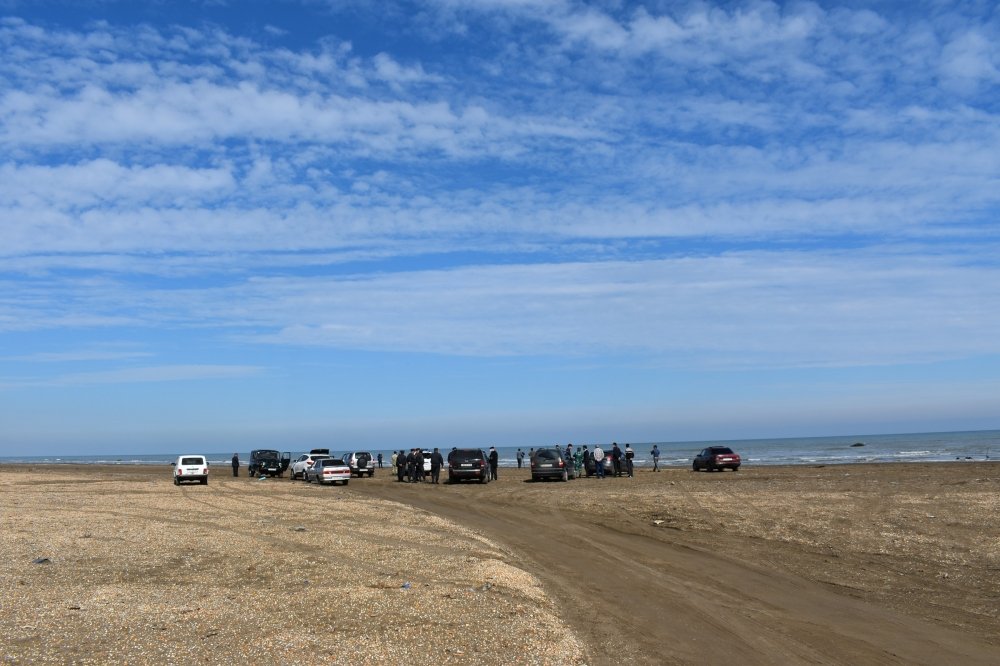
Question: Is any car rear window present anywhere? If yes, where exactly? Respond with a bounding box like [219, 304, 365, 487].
[453, 449, 483, 460]
[324, 459, 346, 466]
[181, 457, 204, 465]
[710, 447, 735, 454]
[536, 449, 560, 460]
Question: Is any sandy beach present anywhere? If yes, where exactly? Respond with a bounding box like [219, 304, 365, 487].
[2, 462, 998, 664]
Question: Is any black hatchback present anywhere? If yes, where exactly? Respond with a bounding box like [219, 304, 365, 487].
[447, 448, 490, 483]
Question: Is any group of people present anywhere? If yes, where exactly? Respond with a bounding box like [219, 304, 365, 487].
[513, 442, 664, 477]
[392, 448, 445, 483]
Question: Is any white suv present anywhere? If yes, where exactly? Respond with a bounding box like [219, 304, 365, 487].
[290, 453, 330, 480]
[173, 455, 209, 485]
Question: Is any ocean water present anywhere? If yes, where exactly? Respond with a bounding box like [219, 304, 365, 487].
[3, 430, 997, 468]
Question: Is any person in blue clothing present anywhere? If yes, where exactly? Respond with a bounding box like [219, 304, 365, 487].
[650, 445, 661, 471]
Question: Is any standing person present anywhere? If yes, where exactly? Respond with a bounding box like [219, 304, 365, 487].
[377, 452, 383, 469]
[488, 446, 499, 481]
[231, 453, 240, 477]
[582, 446, 591, 476]
[407, 449, 419, 483]
[624, 444, 635, 477]
[430, 447, 444, 484]
[650, 445, 661, 472]
[564, 443, 573, 461]
[574, 446, 583, 478]
[396, 450, 407, 482]
[516, 449, 524, 468]
[593, 445, 605, 479]
[611, 442, 623, 477]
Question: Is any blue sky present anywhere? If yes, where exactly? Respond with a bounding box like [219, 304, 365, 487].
[2, 1, 1000, 456]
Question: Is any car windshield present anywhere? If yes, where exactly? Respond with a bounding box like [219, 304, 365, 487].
[256, 451, 280, 460]
[180, 457, 204, 465]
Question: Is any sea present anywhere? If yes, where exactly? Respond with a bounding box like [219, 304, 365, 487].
[3, 429, 997, 468]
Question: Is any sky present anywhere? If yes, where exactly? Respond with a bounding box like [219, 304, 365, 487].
[2, 0, 999, 456]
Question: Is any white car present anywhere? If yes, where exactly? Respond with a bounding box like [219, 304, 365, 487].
[304, 458, 351, 486]
[173, 455, 208, 486]
[289, 453, 330, 480]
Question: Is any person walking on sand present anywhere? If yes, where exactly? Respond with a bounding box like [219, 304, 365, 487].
[488, 446, 499, 481]
[625, 443, 635, 477]
[650, 445, 661, 472]
[231, 453, 240, 477]
[430, 447, 444, 484]
[593, 445, 605, 479]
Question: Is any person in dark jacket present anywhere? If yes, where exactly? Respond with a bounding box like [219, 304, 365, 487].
[231, 453, 239, 477]
[430, 447, 444, 484]
[624, 443, 635, 477]
[611, 442, 623, 477]
[396, 449, 407, 482]
[488, 446, 499, 481]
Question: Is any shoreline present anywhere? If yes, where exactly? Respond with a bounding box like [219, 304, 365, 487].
[4, 462, 998, 664]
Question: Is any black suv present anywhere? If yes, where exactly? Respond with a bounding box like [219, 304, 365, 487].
[248, 449, 291, 477]
[447, 448, 490, 484]
[530, 447, 572, 482]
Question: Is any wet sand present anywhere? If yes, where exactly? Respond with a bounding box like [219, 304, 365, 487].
[3, 462, 998, 664]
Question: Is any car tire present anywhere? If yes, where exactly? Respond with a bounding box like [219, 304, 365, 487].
[173, 477, 179, 486]
[368, 471, 374, 477]
[732, 466, 740, 472]
[561, 469, 568, 482]
[342, 479, 349, 486]
[202, 478, 207, 485]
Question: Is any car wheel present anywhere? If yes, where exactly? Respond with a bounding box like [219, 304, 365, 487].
[202, 478, 208, 485]
[342, 479, 349, 486]
[531, 474, 538, 482]
[173, 477, 179, 486]
[732, 466, 740, 472]
[561, 469, 568, 482]
[368, 471, 374, 477]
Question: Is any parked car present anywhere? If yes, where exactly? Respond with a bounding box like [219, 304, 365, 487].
[173, 455, 208, 486]
[343, 451, 375, 478]
[584, 453, 614, 477]
[447, 448, 490, 484]
[693, 446, 741, 472]
[248, 449, 290, 477]
[305, 458, 351, 485]
[531, 447, 572, 482]
[289, 452, 330, 480]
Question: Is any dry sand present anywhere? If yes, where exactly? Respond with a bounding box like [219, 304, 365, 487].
[2, 462, 998, 664]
